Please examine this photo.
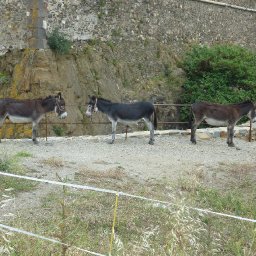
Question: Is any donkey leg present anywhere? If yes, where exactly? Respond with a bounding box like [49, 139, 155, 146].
[32, 122, 39, 144]
[0, 115, 7, 143]
[144, 119, 154, 145]
[227, 125, 235, 147]
[109, 121, 117, 144]
[191, 121, 200, 144]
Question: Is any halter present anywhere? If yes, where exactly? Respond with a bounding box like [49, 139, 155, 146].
[55, 97, 64, 110]
[53, 96, 65, 117]
[93, 97, 98, 112]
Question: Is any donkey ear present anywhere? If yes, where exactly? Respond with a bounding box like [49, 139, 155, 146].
[56, 92, 62, 99]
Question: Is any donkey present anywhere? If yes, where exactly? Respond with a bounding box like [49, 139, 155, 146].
[85, 96, 157, 144]
[190, 101, 256, 147]
[0, 92, 67, 144]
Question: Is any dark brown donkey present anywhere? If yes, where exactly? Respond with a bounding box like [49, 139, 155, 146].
[0, 92, 67, 144]
[190, 101, 256, 147]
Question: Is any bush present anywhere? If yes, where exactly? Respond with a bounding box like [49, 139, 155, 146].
[52, 125, 65, 136]
[179, 44, 256, 121]
[47, 28, 72, 54]
[0, 72, 10, 86]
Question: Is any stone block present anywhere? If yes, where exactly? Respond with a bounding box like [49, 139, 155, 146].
[197, 133, 211, 140]
[220, 131, 227, 138]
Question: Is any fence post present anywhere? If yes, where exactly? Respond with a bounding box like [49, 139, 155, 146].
[45, 114, 48, 141]
[249, 119, 252, 142]
[109, 193, 119, 255]
[125, 125, 128, 140]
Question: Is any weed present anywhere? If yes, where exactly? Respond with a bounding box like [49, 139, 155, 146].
[0, 72, 10, 87]
[47, 28, 72, 54]
[41, 157, 64, 168]
[14, 151, 32, 158]
[52, 125, 65, 136]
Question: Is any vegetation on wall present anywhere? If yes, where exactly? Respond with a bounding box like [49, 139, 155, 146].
[179, 44, 256, 121]
[0, 72, 10, 87]
[47, 29, 72, 54]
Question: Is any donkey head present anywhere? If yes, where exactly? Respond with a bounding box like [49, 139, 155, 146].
[54, 92, 67, 119]
[42, 93, 67, 119]
[85, 95, 98, 117]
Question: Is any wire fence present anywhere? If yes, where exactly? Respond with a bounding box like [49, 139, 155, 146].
[0, 171, 255, 255]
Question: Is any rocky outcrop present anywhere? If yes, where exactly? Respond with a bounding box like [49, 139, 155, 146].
[0, 43, 185, 138]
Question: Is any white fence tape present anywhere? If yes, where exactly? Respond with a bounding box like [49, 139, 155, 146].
[0, 171, 256, 223]
[191, 0, 256, 12]
[0, 223, 106, 256]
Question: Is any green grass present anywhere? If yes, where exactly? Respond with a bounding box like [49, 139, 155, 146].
[0, 152, 36, 194]
[14, 151, 33, 158]
[2, 164, 256, 255]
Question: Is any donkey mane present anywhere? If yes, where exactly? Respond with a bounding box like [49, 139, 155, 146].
[235, 100, 253, 106]
[200, 100, 253, 106]
[97, 97, 112, 103]
[42, 95, 55, 106]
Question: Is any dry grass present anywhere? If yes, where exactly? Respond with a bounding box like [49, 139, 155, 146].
[76, 166, 127, 180]
[40, 157, 64, 168]
[1, 162, 256, 255]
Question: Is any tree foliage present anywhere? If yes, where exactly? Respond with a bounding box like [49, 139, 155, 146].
[179, 44, 256, 121]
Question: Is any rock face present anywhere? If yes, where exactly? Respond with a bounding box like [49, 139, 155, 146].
[0, 44, 184, 138]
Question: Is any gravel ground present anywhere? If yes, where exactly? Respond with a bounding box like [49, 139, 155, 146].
[0, 130, 255, 219]
[1, 131, 255, 180]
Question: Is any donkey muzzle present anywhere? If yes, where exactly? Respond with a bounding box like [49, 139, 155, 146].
[59, 112, 68, 119]
[85, 110, 92, 117]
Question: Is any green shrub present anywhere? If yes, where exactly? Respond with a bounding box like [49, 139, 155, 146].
[47, 28, 72, 54]
[0, 72, 10, 86]
[52, 125, 65, 136]
[179, 44, 256, 121]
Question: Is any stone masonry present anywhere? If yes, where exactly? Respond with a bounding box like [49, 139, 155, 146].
[1, 0, 256, 54]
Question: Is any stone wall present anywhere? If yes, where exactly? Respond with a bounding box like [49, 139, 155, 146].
[1, 0, 256, 53]
[46, 0, 256, 52]
[0, 0, 29, 55]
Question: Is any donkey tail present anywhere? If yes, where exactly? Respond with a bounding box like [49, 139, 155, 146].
[153, 107, 157, 130]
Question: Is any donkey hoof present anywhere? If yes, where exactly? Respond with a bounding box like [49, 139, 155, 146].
[108, 140, 115, 144]
[148, 140, 154, 145]
[191, 140, 196, 144]
[33, 140, 39, 145]
[228, 143, 235, 147]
